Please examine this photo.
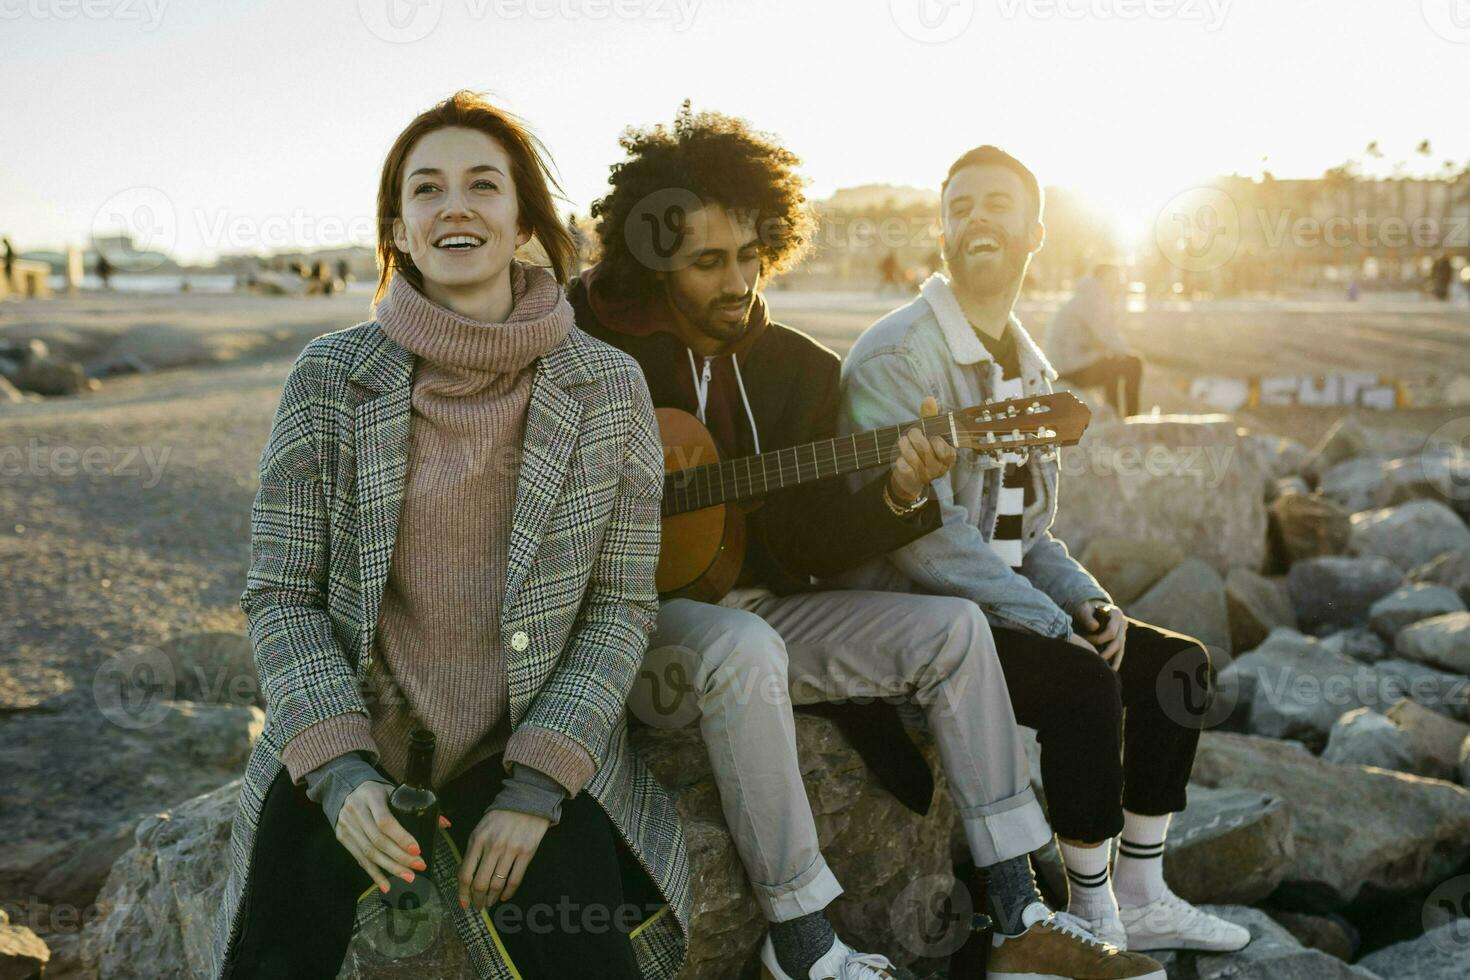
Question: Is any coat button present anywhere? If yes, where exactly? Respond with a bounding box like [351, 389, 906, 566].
[510, 631, 529, 652]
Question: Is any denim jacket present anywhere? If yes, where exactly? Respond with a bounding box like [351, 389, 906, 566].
[824, 274, 1109, 639]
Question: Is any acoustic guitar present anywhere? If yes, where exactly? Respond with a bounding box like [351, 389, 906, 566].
[655, 392, 1092, 601]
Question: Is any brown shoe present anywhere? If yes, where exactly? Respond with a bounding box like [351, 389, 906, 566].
[988, 904, 1166, 980]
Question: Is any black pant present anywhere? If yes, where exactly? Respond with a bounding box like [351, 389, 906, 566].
[225, 752, 662, 980]
[993, 618, 1213, 844]
[1060, 354, 1142, 417]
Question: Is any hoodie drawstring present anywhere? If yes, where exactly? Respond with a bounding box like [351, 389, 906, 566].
[686, 347, 761, 455]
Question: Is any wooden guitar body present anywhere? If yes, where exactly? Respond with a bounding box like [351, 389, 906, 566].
[655, 407, 746, 600]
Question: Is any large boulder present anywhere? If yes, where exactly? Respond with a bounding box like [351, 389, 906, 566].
[75, 715, 959, 980]
[1319, 627, 1390, 664]
[1164, 786, 1293, 906]
[1303, 417, 1423, 481]
[1367, 584, 1465, 640]
[1286, 557, 1403, 634]
[1394, 611, 1470, 675]
[1318, 457, 1389, 515]
[1384, 698, 1470, 780]
[1130, 558, 1231, 653]
[1358, 921, 1469, 978]
[1375, 452, 1470, 519]
[1411, 549, 1470, 604]
[1189, 731, 1470, 910]
[1226, 568, 1298, 652]
[1076, 537, 1182, 605]
[1054, 416, 1268, 575]
[1349, 500, 1470, 573]
[1269, 492, 1352, 567]
[1149, 905, 1380, 979]
[1373, 658, 1470, 723]
[1321, 707, 1427, 775]
[1224, 630, 1376, 747]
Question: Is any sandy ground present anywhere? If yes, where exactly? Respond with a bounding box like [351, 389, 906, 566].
[1, 288, 1469, 713]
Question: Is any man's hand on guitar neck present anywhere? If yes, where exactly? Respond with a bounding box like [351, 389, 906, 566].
[889, 396, 957, 507]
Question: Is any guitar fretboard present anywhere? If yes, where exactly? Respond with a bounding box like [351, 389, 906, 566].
[662, 414, 957, 517]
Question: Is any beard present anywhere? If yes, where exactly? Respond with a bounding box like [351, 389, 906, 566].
[943, 226, 1028, 300]
[668, 286, 753, 346]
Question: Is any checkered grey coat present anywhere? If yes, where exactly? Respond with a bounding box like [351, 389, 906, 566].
[209, 316, 691, 979]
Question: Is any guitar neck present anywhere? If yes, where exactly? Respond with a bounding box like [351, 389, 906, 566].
[662, 413, 957, 517]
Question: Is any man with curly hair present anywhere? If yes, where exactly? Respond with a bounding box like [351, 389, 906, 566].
[571, 107, 1160, 980]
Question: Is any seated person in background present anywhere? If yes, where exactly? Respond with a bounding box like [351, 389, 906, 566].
[1044, 263, 1142, 417]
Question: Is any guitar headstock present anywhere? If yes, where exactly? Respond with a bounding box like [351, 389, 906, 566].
[947, 392, 1091, 459]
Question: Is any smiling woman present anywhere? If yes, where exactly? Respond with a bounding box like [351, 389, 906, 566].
[212, 91, 690, 980]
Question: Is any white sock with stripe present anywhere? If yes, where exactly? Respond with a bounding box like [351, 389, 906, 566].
[1057, 839, 1117, 921]
[1113, 811, 1171, 909]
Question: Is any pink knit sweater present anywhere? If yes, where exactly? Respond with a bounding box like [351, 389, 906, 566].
[279, 262, 596, 795]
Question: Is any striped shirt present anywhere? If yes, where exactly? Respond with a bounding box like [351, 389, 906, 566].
[977, 325, 1033, 571]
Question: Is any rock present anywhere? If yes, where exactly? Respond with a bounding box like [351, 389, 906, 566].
[1054, 415, 1268, 575]
[1164, 786, 1293, 906]
[12, 354, 91, 396]
[1359, 921, 1469, 978]
[0, 919, 50, 980]
[78, 715, 959, 980]
[0, 689, 263, 908]
[1318, 457, 1389, 514]
[1226, 568, 1298, 652]
[1411, 549, 1470, 604]
[1189, 731, 1470, 910]
[0, 375, 23, 404]
[1150, 905, 1379, 979]
[1321, 707, 1426, 774]
[1374, 658, 1470, 723]
[1368, 584, 1465, 640]
[1375, 452, 1470, 519]
[1250, 433, 1312, 483]
[1395, 611, 1470, 675]
[161, 632, 262, 708]
[1265, 911, 1357, 962]
[1269, 492, 1352, 566]
[1270, 475, 1313, 502]
[1385, 698, 1470, 779]
[1130, 558, 1231, 653]
[1320, 627, 1391, 664]
[1350, 500, 1470, 573]
[1304, 417, 1423, 480]
[1077, 537, 1182, 605]
[1227, 630, 1376, 747]
[1287, 556, 1403, 634]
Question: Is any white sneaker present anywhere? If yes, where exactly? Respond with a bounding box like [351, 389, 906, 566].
[1059, 907, 1127, 950]
[758, 932, 903, 979]
[1117, 886, 1252, 952]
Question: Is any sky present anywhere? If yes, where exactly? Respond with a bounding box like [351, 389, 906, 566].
[2, 0, 1467, 263]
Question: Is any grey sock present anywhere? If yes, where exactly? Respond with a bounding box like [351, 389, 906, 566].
[769, 909, 836, 978]
[986, 855, 1043, 937]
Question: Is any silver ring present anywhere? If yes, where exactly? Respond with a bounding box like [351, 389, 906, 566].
[493, 873, 507, 879]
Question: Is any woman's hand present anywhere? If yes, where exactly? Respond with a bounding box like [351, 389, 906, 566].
[459, 808, 552, 911]
[334, 781, 451, 895]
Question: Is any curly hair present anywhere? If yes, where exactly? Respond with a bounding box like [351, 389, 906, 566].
[589, 102, 815, 303]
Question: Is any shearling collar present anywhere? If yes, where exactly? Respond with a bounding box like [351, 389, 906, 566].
[919, 273, 1058, 382]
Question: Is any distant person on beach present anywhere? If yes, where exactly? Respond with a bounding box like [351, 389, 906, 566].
[877, 249, 903, 295]
[2, 237, 14, 289]
[1045, 263, 1142, 416]
[96, 252, 113, 289]
[212, 90, 686, 980]
[1430, 252, 1453, 301]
